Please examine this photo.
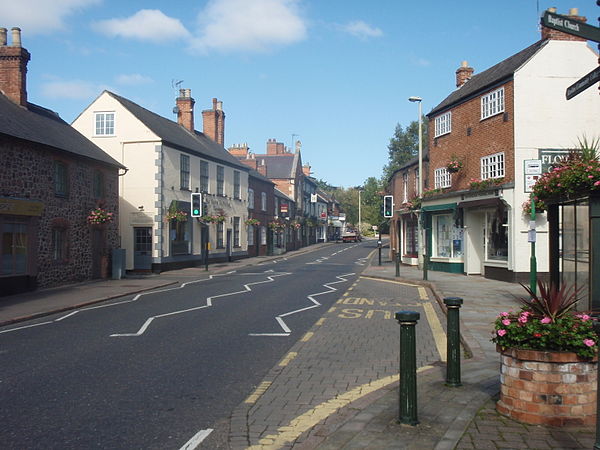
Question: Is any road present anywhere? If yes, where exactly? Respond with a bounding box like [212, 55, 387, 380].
[0, 242, 372, 449]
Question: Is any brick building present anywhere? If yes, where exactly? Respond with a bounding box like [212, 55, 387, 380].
[420, 8, 599, 281]
[0, 27, 124, 294]
[247, 169, 275, 256]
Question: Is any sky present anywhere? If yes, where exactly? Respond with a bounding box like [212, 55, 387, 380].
[1, 0, 598, 187]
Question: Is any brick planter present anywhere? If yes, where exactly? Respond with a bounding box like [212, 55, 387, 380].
[497, 347, 597, 426]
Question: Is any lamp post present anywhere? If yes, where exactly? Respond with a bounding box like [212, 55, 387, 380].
[358, 189, 362, 235]
[408, 96, 426, 280]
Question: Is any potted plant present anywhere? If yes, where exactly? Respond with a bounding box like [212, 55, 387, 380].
[492, 280, 597, 426]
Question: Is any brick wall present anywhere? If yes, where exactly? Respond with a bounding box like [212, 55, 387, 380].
[428, 80, 515, 191]
[0, 137, 119, 289]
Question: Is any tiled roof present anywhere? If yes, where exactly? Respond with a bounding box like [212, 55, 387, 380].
[0, 93, 124, 168]
[428, 40, 546, 117]
[256, 155, 296, 179]
[106, 91, 248, 170]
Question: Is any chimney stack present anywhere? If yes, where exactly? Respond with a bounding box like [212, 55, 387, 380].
[266, 138, 287, 155]
[455, 61, 474, 88]
[541, 8, 588, 42]
[176, 88, 195, 132]
[0, 27, 31, 107]
[302, 164, 311, 176]
[202, 97, 225, 146]
[228, 143, 250, 158]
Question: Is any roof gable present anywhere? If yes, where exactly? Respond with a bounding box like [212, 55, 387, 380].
[429, 40, 546, 117]
[0, 93, 124, 168]
[105, 91, 248, 170]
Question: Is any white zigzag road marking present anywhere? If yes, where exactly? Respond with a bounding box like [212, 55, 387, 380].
[249, 272, 355, 337]
[1, 270, 230, 335]
[110, 271, 291, 337]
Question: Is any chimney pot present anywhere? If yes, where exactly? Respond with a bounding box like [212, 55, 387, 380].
[455, 61, 474, 88]
[176, 88, 195, 131]
[568, 8, 578, 15]
[11, 27, 21, 47]
[0, 28, 7, 46]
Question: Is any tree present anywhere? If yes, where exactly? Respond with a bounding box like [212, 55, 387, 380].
[382, 117, 429, 181]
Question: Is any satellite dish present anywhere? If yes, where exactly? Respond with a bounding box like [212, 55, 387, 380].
[173, 106, 179, 115]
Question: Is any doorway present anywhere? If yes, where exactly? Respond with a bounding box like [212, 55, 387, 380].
[133, 227, 152, 271]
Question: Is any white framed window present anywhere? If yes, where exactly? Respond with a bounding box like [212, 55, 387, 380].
[233, 171, 240, 199]
[434, 168, 451, 189]
[402, 172, 408, 203]
[94, 112, 115, 136]
[434, 111, 451, 137]
[481, 87, 504, 120]
[180, 154, 190, 190]
[200, 160, 209, 193]
[260, 226, 267, 245]
[233, 217, 240, 247]
[217, 166, 224, 195]
[248, 188, 254, 209]
[247, 224, 255, 245]
[261, 192, 267, 211]
[481, 152, 505, 180]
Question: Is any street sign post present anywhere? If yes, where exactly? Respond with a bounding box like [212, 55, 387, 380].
[541, 11, 600, 43]
[566, 66, 600, 100]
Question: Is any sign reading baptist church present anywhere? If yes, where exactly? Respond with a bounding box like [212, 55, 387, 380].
[541, 10, 600, 43]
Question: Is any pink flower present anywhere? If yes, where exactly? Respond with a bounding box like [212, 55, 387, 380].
[500, 312, 509, 317]
[589, 175, 594, 179]
[576, 314, 591, 321]
[497, 329, 507, 337]
[502, 319, 511, 326]
[584, 339, 595, 347]
[518, 314, 528, 324]
[595, 181, 600, 186]
[540, 317, 551, 324]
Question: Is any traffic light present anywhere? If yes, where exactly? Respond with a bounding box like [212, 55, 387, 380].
[191, 192, 202, 217]
[383, 195, 394, 218]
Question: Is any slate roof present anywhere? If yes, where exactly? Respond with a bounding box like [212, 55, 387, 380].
[0, 93, 124, 168]
[248, 168, 274, 185]
[256, 154, 296, 179]
[428, 40, 546, 117]
[106, 91, 248, 170]
[274, 187, 294, 202]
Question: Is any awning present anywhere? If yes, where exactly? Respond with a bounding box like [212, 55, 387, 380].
[421, 202, 457, 213]
[457, 197, 503, 209]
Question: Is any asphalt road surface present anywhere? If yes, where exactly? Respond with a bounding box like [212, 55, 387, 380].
[0, 242, 374, 449]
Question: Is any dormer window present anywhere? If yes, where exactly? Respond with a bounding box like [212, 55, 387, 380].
[481, 87, 504, 120]
[94, 112, 115, 136]
[434, 111, 451, 137]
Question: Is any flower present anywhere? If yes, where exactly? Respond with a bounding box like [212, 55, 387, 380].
[469, 177, 505, 191]
[446, 157, 463, 172]
[87, 207, 113, 225]
[245, 218, 260, 226]
[491, 280, 597, 359]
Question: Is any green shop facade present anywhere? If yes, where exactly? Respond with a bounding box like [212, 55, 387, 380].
[421, 186, 515, 281]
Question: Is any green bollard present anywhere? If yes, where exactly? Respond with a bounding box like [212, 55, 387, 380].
[395, 310, 420, 425]
[395, 251, 400, 277]
[444, 297, 463, 387]
[593, 320, 600, 450]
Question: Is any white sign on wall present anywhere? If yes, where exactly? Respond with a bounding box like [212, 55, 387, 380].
[524, 159, 542, 193]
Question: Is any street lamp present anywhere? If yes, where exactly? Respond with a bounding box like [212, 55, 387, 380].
[358, 188, 362, 235]
[408, 96, 426, 280]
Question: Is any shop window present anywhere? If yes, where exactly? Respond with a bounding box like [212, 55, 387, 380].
[170, 217, 191, 255]
[1, 220, 28, 275]
[485, 209, 508, 261]
[404, 215, 418, 257]
[433, 214, 463, 259]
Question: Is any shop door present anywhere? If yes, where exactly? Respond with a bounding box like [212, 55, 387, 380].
[133, 227, 153, 270]
[465, 212, 484, 275]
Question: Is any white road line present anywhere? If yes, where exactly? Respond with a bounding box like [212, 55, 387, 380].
[111, 271, 291, 337]
[179, 428, 213, 450]
[0, 321, 53, 334]
[250, 273, 355, 336]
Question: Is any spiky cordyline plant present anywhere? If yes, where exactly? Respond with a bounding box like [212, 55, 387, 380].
[518, 280, 583, 322]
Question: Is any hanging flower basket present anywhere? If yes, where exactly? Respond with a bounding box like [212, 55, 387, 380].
[446, 158, 463, 173]
[290, 220, 301, 229]
[165, 210, 188, 222]
[469, 177, 505, 191]
[200, 214, 226, 224]
[245, 218, 260, 226]
[268, 220, 286, 231]
[87, 207, 113, 225]
[521, 198, 547, 215]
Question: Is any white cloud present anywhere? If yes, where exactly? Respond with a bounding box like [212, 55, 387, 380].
[0, 0, 100, 35]
[92, 9, 191, 43]
[115, 73, 154, 86]
[40, 79, 100, 99]
[189, 0, 307, 53]
[339, 20, 383, 39]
